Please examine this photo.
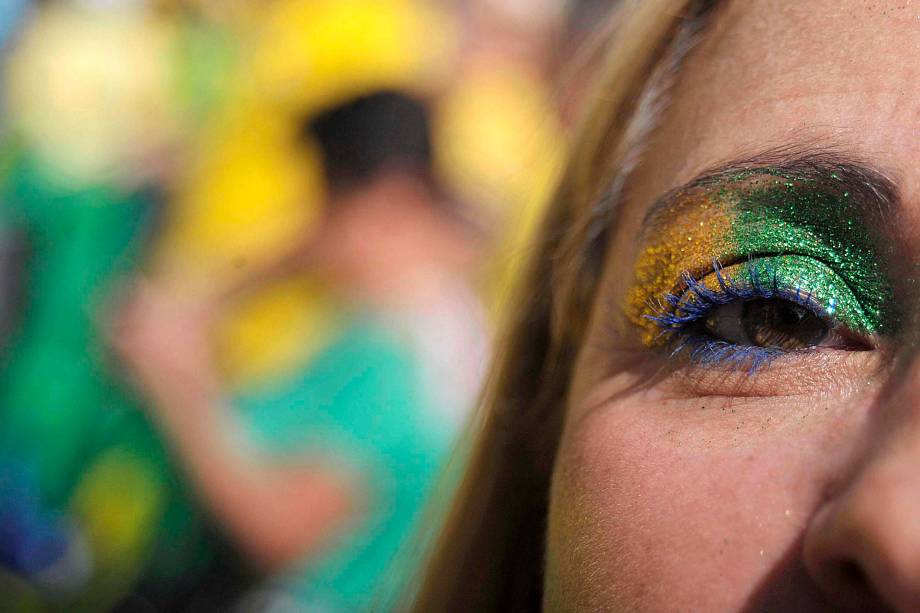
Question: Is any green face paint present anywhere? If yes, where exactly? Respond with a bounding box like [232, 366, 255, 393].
[628, 169, 896, 347]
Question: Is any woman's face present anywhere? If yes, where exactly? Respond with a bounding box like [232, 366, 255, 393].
[546, 1, 920, 610]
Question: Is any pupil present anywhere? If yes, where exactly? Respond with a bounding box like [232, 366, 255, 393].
[741, 299, 827, 350]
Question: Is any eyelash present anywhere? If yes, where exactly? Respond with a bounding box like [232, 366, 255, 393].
[644, 258, 831, 371]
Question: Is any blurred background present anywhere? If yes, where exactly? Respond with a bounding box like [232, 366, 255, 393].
[0, 0, 610, 611]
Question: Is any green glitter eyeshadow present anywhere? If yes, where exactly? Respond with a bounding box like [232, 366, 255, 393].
[726, 173, 892, 333]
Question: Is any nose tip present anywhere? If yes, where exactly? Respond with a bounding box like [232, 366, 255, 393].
[803, 464, 920, 612]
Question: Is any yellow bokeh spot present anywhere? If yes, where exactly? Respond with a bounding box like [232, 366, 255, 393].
[436, 60, 567, 318]
[71, 450, 164, 567]
[216, 276, 340, 387]
[5, 4, 180, 187]
[158, 104, 321, 280]
[248, 0, 456, 112]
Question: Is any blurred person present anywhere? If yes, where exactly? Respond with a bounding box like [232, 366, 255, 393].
[0, 3, 455, 611]
[111, 90, 486, 611]
[151, 0, 459, 391]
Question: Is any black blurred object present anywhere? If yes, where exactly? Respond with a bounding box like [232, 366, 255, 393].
[113, 528, 257, 613]
[0, 223, 28, 354]
[301, 90, 435, 195]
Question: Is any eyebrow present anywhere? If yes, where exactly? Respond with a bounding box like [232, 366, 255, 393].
[642, 146, 899, 229]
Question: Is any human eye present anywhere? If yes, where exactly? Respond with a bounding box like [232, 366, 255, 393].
[645, 257, 874, 371]
[624, 168, 897, 379]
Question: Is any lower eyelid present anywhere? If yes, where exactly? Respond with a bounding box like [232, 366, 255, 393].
[656, 346, 885, 399]
[678, 337, 782, 372]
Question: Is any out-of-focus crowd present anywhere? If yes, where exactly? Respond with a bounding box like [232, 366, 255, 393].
[0, 0, 610, 611]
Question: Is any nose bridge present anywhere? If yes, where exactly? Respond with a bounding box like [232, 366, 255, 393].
[843, 415, 920, 546]
[866, 359, 920, 472]
[873, 353, 920, 460]
[849, 355, 920, 548]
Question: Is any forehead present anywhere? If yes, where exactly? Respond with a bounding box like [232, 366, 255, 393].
[630, 0, 920, 214]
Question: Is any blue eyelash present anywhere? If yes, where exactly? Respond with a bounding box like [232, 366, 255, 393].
[644, 258, 824, 371]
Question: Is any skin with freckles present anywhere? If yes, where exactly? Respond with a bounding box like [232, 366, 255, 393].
[545, 1, 920, 611]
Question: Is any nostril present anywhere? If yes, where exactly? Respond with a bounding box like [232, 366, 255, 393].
[827, 558, 886, 609]
[838, 559, 869, 592]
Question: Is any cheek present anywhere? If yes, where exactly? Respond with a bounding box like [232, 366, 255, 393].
[544, 394, 862, 612]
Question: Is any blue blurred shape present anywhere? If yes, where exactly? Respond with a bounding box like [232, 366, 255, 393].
[0, 0, 30, 49]
[0, 462, 70, 577]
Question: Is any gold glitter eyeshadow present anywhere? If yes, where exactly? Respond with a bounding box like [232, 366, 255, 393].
[628, 188, 736, 346]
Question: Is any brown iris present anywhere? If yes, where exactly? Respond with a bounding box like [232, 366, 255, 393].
[704, 298, 828, 350]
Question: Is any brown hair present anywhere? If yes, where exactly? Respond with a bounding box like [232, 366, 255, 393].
[411, 2, 719, 611]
